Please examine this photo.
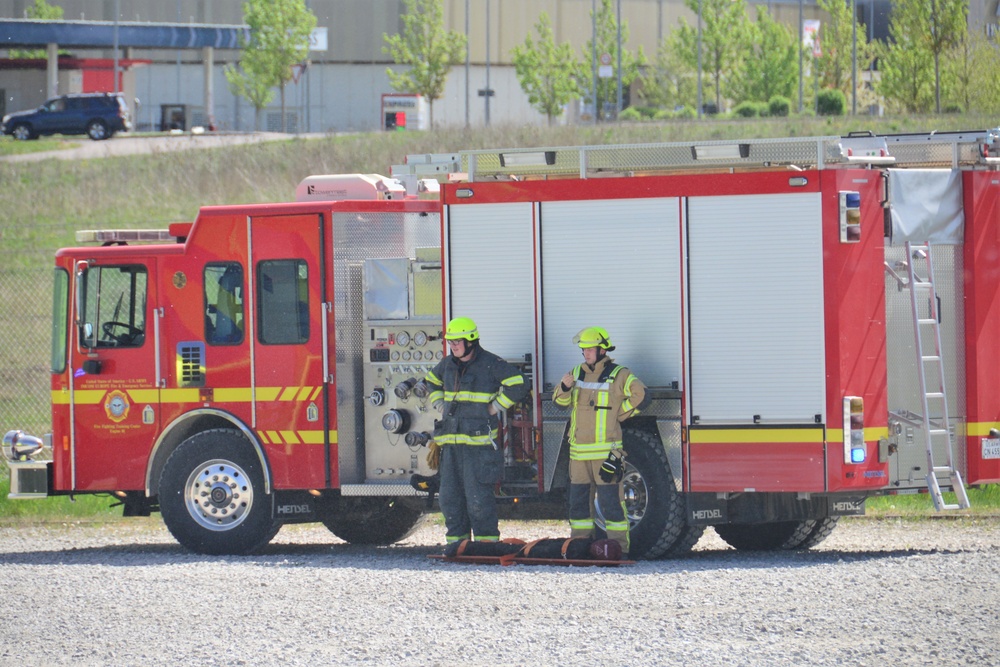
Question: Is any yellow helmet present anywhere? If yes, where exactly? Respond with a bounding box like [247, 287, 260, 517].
[573, 326, 615, 350]
[445, 317, 480, 341]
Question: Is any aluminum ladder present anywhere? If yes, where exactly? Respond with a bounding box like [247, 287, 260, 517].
[904, 242, 971, 510]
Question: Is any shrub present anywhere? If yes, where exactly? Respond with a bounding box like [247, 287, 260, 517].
[817, 89, 847, 116]
[653, 109, 673, 120]
[943, 103, 963, 114]
[618, 106, 643, 121]
[768, 95, 791, 117]
[733, 101, 760, 118]
[674, 105, 697, 119]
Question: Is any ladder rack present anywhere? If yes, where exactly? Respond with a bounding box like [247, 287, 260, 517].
[392, 128, 1000, 182]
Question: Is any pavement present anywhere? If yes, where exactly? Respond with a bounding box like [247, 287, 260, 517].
[0, 131, 305, 163]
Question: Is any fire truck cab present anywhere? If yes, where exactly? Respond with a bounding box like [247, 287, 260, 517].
[5, 131, 1000, 558]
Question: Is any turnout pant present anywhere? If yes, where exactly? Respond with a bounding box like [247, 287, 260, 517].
[569, 458, 630, 553]
[439, 444, 503, 543]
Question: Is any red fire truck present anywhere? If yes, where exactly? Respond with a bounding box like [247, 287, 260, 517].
[5, 131, 1000, 558]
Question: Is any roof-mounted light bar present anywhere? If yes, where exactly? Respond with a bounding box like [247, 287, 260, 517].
[75, 229, 177, 244]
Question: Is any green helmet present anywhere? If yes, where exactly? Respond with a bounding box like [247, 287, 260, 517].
[573, 326, 615, 351]
[445, 316, 480, 341]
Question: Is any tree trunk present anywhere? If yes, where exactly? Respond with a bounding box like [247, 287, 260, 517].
[281, 83, 287, 133]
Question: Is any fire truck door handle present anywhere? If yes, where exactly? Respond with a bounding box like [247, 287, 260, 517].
[321, 302, 333, 383]
[154, 307, 165, 388]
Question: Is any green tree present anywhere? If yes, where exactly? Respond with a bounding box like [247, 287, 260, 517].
[510, 12, 581, 126]
[815, 0, 875, 103]
[925, 0, 967, 113]
[666, 0, 750, 113]
[382, 0, 467, 128]
[727, 8, 797, 105]
[945, 29, 1000, 114]
[225, 0, 316, 133]
[640, 37, 697, 112]
[11, 0, 63, 59]
[578, 0, 646, 121]
[877, 0, 935, 113]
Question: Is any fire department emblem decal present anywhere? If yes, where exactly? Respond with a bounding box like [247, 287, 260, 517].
[104, 390, 130, 422]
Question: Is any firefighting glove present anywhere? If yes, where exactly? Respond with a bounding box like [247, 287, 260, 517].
[433, 399, 444, 413]
[599, 452, 624, 484]
[426, 441, 442, 470]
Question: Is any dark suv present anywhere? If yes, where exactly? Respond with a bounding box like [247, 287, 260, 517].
[1, 93, 132, 141]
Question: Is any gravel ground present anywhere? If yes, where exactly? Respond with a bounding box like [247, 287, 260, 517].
[0, 516, 997, 667]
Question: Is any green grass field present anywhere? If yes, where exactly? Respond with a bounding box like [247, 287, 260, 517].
[2, 115, 998, 521]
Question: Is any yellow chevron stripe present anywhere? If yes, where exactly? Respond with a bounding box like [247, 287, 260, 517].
[161, 388, 201, 402]
[967, 422, 994, 437]
[64, 390, 106, 405]
[266, 430, 281, 443]
[309, 386, 323, 401]
[279, 387, 300, 401]
[54, 386, 324, 406]
[280, 430, 301, 444]
[257, 430, 270, 444]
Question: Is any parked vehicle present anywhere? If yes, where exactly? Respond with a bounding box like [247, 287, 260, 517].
[1, 93, 131, 141]
[5, 130, 1000, 558]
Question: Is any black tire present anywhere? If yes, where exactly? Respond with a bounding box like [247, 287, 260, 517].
[714, 520, 816, 551]
[158, 429, 279, 555]
[87, 119, 109, 140]
[798, 516, 840, 549]
[595, 427, 703, 560]
[321, 496, 424, 545]
[11, 124, 34, 141]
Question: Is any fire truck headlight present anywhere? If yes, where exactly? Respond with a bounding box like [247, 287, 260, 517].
[3, 430, 44, 461]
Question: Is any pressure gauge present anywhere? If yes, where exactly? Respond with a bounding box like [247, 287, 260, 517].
[396, 331, 410, 347]
[402, 351, 411, 361]
[390, 351, 400, 361]
[413, 331, 428, 347]
[435, 351, 444, 360]
[412, 350, 423, 361]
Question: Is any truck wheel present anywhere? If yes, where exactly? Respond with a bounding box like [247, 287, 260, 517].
[798, 516, 840, 549]
[596, 427, 703, 560]
[715, 520, 820, 551]
[87, 119, 109, 140]
[159, 429, 279, 555]
[321, 497, 423, 545]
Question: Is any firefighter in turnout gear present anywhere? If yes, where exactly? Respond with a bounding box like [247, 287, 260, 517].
[424, 317, 529, 545]
[553, 327, 650, 557]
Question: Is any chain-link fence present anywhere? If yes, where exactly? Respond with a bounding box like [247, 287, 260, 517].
[0, 263, 53, 438]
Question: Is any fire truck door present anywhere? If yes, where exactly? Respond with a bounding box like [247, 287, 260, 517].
[249, 214, 332, 489]
[70, 260, 160, 491]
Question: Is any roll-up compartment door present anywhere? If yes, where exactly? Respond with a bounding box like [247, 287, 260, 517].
[445, 202, 535, 361]
[687, 192, 825, 423]
[540, 198, 681, 389]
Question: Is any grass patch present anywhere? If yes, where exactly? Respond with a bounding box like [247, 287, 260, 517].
[866, 485, 1000, 517]
[0, 135, 79, 156]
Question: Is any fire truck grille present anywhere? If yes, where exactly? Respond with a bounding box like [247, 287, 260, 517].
[177, 342, 206, 387]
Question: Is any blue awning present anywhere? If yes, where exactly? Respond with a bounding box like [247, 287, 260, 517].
[0, 19, 248, 50]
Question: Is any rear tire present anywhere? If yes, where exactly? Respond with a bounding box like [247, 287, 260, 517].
[87, 119, 109, 140]
[596, 427, 703, 559]
[715, 517, 838, 551]
[321, 497, 424, 545]
[159, 429, 279, 555]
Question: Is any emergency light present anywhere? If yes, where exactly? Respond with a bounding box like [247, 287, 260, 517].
[839, 191, 861, 243]
[843, 396, 866, 464]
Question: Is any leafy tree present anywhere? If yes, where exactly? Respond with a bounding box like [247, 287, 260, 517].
[578, 0, 646, 121]
[945, 29, 1000, 114]
[925, 0, 967, 113]
[815, 0, 875, 102]
[11, 0, 63, 59]
[382, 0, 467, 128]
[665, 0, 750, 113]
[876, 0, 935, 113]
[640, 35, 697, 112]
[225, 0, 316, 133]
[727, 8, 797, 105]
[510, 12, 582, 126]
